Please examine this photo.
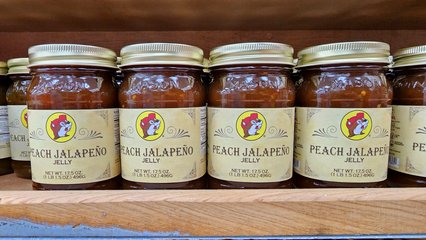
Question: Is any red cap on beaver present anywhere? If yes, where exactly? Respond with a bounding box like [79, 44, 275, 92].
[141, 113, 156, 126]
[52, 114, 67, 126]
[346, 113, 364, 126]
[241, 113, 258, 128]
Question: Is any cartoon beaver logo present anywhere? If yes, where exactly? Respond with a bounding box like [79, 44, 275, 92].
[46, 113, 76, 143]
[340, 110, 372, 141]
[236, 111, 266, 141]
[136, 111, 165, 141]
[20, 108, 28, 128]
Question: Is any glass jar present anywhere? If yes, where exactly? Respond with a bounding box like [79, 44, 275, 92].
[0, 61, 12, 175]
[208, 42, 296, 189]
[388, 45, 426, 187]
[6, 58, 32, 178]
[294, 41, 393, 188]
[27, 44, 120, 190]
[119, 43, 206, 189]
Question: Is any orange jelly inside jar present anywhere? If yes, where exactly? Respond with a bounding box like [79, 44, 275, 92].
[27, 44, 121, 190]
[119, 43, 207, 189]
[207, 42, 296, 189]
[388, 45, 426, 187]
[6, 58, 32, 179]
[293, 42, 393, 188]
[0, 61, 12, 176]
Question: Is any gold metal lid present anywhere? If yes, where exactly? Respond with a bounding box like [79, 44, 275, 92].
[116, 57, 122, 73]
[292, 59, 299, 73]
[296, 41, 390, 68]
[202, 58, 210, 73]
[7, 58, 30, 75]
[0, 61, 7, 75]
[209, 42, 294, 67]
[393, 45, 426, 68]
[120, 43, 204, 67]
[28, 44, 117, 69]
[116, 56, 122, 65]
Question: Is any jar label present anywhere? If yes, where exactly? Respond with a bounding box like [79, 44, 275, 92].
[208, 107, 294, 183]
[389, 105, 426, 177]
[8, 105, 30, 161]
[0, 106, 10, 159]
[28, 109, 121, 184]
[294, 107, 391, 183]
[120, 107, 206, 183]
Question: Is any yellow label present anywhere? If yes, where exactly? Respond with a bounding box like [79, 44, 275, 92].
[389, 105, 426, 177]
[208, 107, 294, 183]
[28, 109, 121, 184]
[294, 107, 391, 183]
[0, 106, 10, 158]
[120, 107, 206, 183]
[8, 105, 30, 161]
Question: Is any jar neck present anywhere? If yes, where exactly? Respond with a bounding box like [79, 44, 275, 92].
[210, 64, 293, 74]
[121, 65, 202, 73]
[298, 64, 387, 73]
[393, 65, 426, 74]
[30, 66, 115, 74]
[8, 74, 32, 82]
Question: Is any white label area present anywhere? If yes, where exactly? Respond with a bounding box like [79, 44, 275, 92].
[0, 106, 10, 158]
[208, 107, 294, 183]
[294, 107, 391, 183]
[28, 109, 121, 184]
[8, 105, 30, 161]
[389, 105, 426, 177]
[120, 107, 206, 183]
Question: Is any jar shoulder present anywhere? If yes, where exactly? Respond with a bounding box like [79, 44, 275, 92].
[296, 69, 392, 107]
[27, 70, 116, 109]
[392, 71, 426, 105]
[119, 70, 205, 105]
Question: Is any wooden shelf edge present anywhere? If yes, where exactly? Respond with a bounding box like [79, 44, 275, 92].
[0, 176, 425, 236]
[0, 188, 426, 204]
[0, 187, 424, 236]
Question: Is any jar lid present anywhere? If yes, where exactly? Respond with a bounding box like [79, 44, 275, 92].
[116, 57, 122, 73]
[7, 58, 30, 75]
[0, 61, 7, 75]
[28, 44, 117, 69]
[296, 41, 390, 68]
[209, 42, 294, 67]
[120, 43, 204, 67]
[393, 45, 426, 68]
[202, 58, 210, 73]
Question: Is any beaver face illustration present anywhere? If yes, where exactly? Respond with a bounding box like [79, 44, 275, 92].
[140, 113, 161, 138]
[346, 112, 369, 137]
[50, 114, 72, 139]
[241, 113, 263, 138]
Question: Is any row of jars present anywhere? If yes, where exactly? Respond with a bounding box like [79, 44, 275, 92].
[0, 41, 424, 190]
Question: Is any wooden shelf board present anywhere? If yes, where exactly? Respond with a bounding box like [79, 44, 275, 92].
[0, 174, 425, 236]
[0, 1, 424, 237]
[0, 0, 425, 31]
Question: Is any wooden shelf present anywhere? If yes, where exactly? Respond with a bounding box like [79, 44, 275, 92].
[0, 174, 425, 237]
[0, 0, 425, 32]
[0, 1, 425, 238]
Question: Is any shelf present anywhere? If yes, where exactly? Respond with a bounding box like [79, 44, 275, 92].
[0, 1, 425, 238]
[0, 0, 425, 32]
[0, 174, 425, 237]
